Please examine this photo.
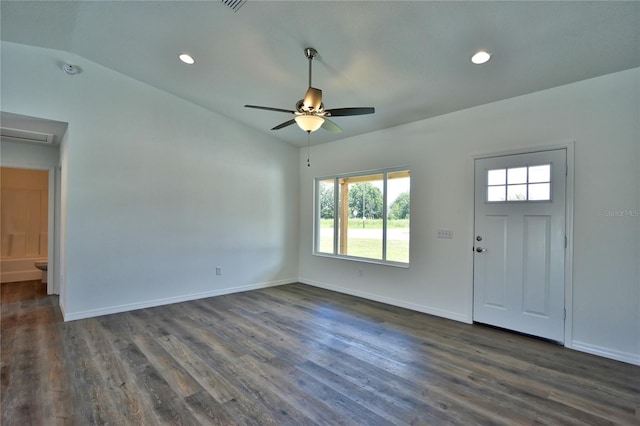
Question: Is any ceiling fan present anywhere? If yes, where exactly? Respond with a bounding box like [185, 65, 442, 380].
[245, 47, 375, 134]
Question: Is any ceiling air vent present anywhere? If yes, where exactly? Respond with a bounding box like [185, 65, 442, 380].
[0, 127, 55, 145]
[221, 0, 247, 12]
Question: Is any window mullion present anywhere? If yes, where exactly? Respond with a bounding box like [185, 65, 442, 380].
[525, 165, 529, 201]
[333, 177, 339, 255]
[382, 172, 388, 260]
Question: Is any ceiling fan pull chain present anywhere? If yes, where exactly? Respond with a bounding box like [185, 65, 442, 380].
[307, 131, 311, 167]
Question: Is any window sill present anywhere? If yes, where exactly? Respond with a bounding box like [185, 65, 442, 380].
[312, 252, 410, 268]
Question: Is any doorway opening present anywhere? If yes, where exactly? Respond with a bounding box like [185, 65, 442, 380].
[1, 111, 67, 298]
[1, 167, 50, 287]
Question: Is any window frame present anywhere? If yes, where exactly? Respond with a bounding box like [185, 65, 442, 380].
[313, 166, 410, 267]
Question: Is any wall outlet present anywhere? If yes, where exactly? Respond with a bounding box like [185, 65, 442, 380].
[215, 267, 222, 276]
[437, 229, 453, 239]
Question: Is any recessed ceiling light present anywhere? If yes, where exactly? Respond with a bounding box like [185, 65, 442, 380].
[471, 50, 491, 65]
[179, 53, 195, 65]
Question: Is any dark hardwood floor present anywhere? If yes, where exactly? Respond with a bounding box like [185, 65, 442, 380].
[1, 280, 639, 425]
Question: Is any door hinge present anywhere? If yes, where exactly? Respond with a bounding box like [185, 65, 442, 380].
[564, 308, 567, 320]
[565, 236, 567, 248]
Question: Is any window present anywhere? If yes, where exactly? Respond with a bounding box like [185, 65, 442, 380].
[486, 164, 551, 202]
[315, 168, 410, 265]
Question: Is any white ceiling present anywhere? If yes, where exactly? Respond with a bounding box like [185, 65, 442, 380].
[1, 1, 638, 147]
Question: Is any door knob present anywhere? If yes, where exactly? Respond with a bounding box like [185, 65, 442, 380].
[476, 247, 487, 253]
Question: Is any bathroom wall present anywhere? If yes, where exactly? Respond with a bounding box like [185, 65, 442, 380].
[0, 167, 49, 282]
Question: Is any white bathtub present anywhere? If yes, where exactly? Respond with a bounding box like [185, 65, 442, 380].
[1, 257, 47, 283]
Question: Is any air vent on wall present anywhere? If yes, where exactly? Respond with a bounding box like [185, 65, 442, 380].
[0, 127, 55, 145]
[221, 0, 247, 12]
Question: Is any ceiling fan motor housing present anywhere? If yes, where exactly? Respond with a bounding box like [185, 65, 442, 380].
[302, 88, 323, 111]
[304, 47, 318, 60]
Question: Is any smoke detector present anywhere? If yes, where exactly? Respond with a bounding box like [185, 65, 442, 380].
[63, 64, 78, 75]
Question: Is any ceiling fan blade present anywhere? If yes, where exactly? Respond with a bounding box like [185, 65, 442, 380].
[303, 87, 323, 111]
[321, 118, 342, 133]
[326, 107, 375, 117]
[271, 119, 296, 130]
[245, 105, 296, 114]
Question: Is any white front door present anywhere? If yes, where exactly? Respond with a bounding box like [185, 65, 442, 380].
[473, 149, 566, 342]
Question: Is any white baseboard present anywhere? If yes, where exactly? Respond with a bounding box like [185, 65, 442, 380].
[571, 340, 640, 366]
[300, 278, 472, 324]
[63, 278, 295, 322]
[59, 298, 67, 320]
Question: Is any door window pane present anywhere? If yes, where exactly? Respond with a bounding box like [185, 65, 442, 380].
[507, 167, 527, 184]
[528, 183, 550, 201]
[487, 186, 506, 202]
[507, 184, 527, 201]
[528, 165, 550, 183]
[487, 169, 506, 185]
[487, 163, 552, 203]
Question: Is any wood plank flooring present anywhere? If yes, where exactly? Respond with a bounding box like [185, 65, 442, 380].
[2, 280, 639, 425]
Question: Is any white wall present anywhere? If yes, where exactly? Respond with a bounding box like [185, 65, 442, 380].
[300, 68, 640, 365]
[1, 41, 300, 319]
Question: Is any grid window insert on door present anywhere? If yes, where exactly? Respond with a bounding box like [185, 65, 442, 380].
[486, 164, 551, 202]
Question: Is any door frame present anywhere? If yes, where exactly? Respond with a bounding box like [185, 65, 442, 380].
[470, 141, 575, 349]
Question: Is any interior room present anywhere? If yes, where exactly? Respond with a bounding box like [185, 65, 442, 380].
[1, 1, 638, 424]
[1, 167, 49, 282]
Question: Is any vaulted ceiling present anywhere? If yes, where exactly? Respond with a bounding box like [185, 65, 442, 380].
[1, 1, 638, 146]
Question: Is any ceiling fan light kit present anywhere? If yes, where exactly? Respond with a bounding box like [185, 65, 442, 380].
[245, 47, 375, 135]
[295, 115, 325, 132]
